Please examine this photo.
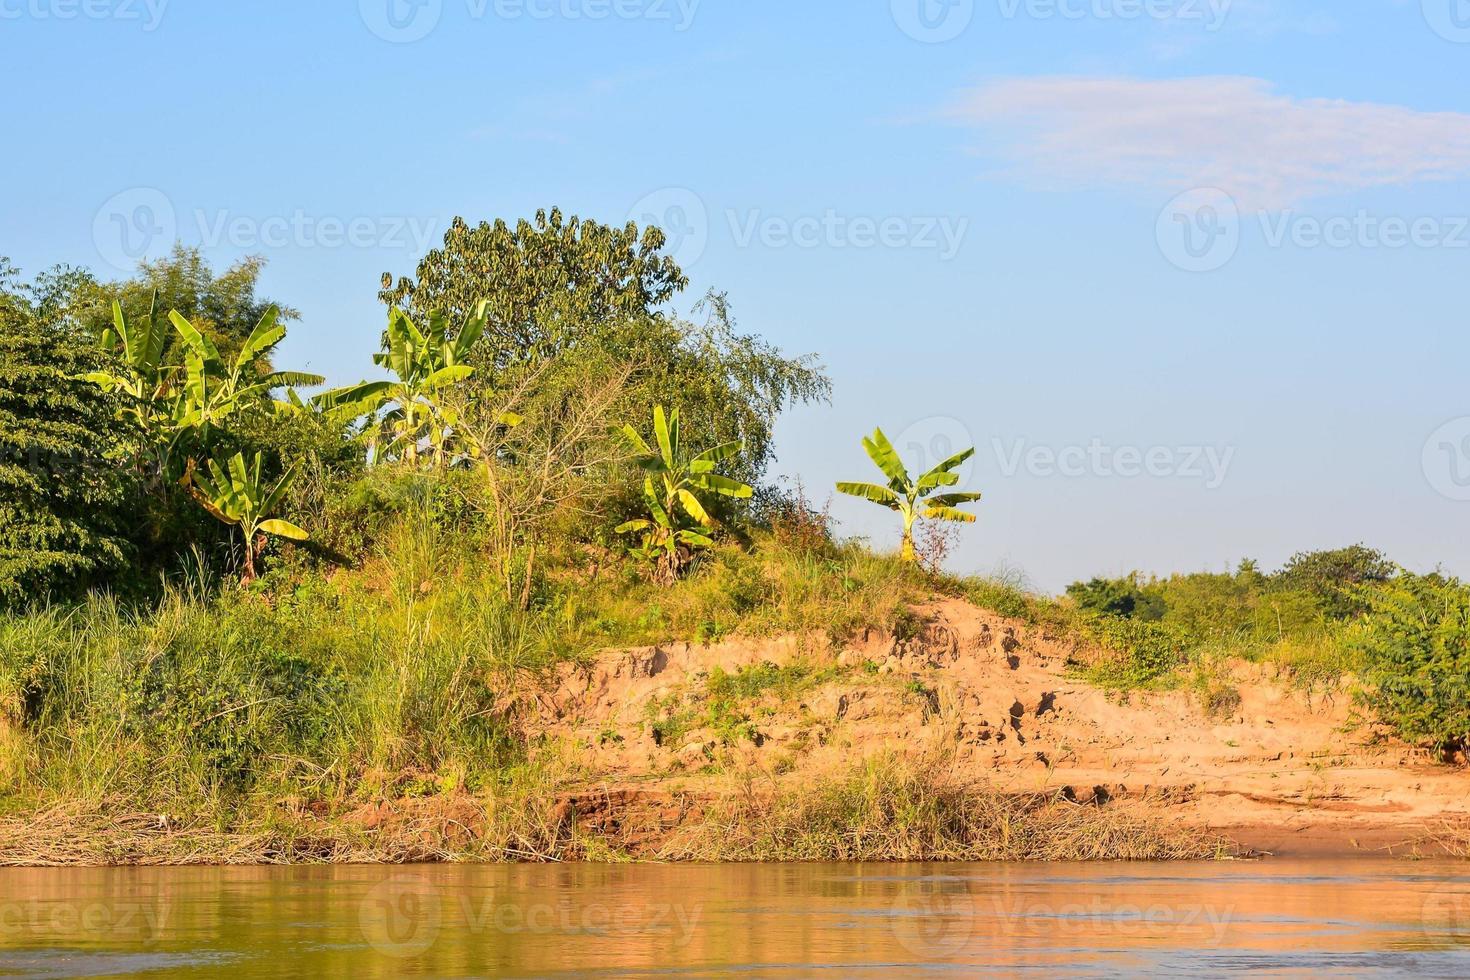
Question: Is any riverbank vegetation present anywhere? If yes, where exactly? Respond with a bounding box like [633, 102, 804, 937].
[0, 209, 1465, 863]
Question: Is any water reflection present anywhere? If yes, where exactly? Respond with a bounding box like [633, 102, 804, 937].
[0, 860, 1466, 976]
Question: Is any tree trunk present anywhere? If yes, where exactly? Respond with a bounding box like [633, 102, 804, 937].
[241, 532, 261, 584]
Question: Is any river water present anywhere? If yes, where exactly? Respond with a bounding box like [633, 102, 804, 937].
[0, 860, 1467, 977]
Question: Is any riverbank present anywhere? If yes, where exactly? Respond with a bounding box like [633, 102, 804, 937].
[2, 595, 1464, 867]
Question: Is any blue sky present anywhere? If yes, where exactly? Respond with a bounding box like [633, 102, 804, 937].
[4, 0, 1469, 591]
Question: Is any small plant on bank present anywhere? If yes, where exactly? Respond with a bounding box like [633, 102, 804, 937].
[189, 451, 309, 583]
[615, 405, 752, 583]
[836, 427, 981, 562]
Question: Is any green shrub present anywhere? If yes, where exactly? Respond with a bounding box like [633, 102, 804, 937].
[1352, 574, 1470, 756]
[1082, 615, 1188, 690]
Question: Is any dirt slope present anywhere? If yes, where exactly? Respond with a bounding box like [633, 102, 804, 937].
[530, 599, 1470, 856]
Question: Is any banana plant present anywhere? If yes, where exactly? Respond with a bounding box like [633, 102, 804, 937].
[314, 303, 511, 466]
[84, 301, 321, 481]
[615, 405, 752, 583]
[82, 292, 190, 476]
[189, 451, 308, 583]
[169, 307, 325, 444]
[836, 428, 982, 563]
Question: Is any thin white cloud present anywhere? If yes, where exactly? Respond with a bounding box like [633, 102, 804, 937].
[943, 76, 1470, 209]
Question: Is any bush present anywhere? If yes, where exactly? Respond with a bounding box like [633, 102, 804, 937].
[1082, 616, 1189, 689]
[1352, 574, 1470, 757]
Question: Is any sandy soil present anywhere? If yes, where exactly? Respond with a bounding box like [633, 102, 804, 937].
[530, 599, 1470, 857]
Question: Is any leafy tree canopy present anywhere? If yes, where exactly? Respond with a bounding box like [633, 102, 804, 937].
[45, 244, 298, 366]
[379, 208, 687, 369]
[0, 260, 135, 605]
[1274, 544, 1396, 619]
[382, 211, 829, 483]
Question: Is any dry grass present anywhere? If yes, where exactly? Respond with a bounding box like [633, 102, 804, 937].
[654, 753, 1231, 863]
[0, 753, 1235, 867]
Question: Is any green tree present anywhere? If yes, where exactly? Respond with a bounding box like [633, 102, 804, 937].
[836, 428, 982, 563]
[1067, 575, 1166, 620]
[0, 263, 135, 604]
[59, 245, 299, 364]
[83, 303, 322, 483]
[379, 209, 686, 366]
[1353, 573, 1470, 757]
[1275, 544, 1395, 619]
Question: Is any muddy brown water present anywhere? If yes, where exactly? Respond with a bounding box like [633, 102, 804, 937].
[0, 860, 1467, 977]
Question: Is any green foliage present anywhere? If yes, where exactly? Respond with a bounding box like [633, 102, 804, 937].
[1067, 575, 1166, 620]
[615, 405, 753, 582]
[84, 300, 324, 484]
[189, 452, 308, 583]
[1275, 544, 1395, 619]
[317, 304, 512, 467]
[1080, 616, 1189, 690]
[70, 245, 300, 366]
[1352, 573, 1470, 755]
[0, 267, 135, 605]
[379, 209, 687, 365]
[836, 427, 981, 562]
[383, 211, 828, 484]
